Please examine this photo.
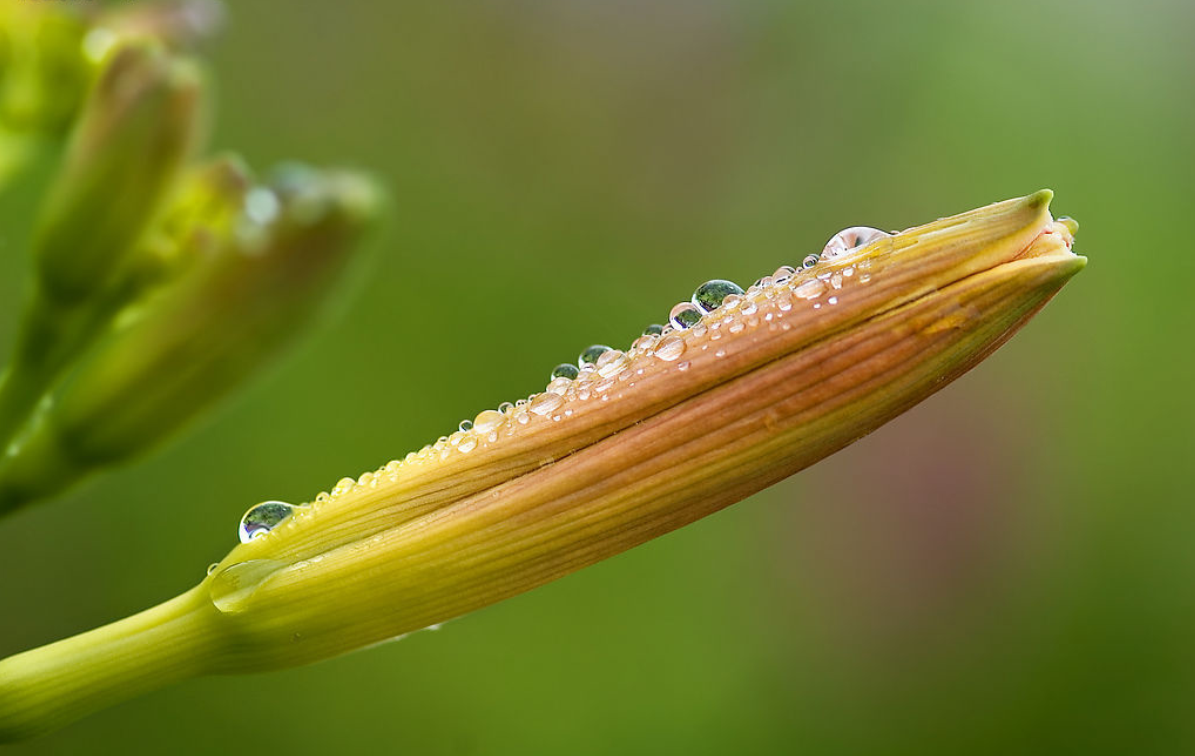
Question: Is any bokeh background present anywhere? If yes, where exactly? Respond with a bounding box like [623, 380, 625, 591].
[3, 0, 1194, 753]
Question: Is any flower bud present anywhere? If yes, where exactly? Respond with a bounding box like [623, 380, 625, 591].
[0, 167, 380, 509]
[0, 192, 1082, 740]
[0, 2, 91, 135]
[33, 41, 204, 305]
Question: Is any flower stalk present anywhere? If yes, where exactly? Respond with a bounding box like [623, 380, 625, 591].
[0, 192, 1085, 741]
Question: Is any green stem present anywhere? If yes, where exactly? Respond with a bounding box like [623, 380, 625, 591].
[0, 587, 220, 742]
[0, 288, 124, 456]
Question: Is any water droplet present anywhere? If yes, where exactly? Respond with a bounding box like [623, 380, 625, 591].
[801, 254, 819, 269]
[794, 278, 826, 299]
[642, 324, 665, 336]
[207, 562, 219, 575]
[692, 280, 745, 312]
[530, 392, 564, 416]
[498, 401, 514, 413]
[821, 226, 891, 259]
[631, 334, 658, 351]
[458, 437, 477, 453]
[715, 348, 727, 358]
[595, 349, 629, 378]
[458, 419, 474, 432]
[238, 501, 296, 543]
[655, 335, 686, 362]
[828, 296, 839, 305]
[578, 345, 612, 367]
[473, 409, 505, 434]
[551, 363, 580, 380]
[677, 361, 691, 371]
[669, 302, 703, 329]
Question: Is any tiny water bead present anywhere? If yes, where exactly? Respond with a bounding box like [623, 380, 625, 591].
[692, 279, 745, 313]
[579, 345, 612, 367]
[801, 254, 819, 269]
[821, 226, 891, 259]
[238, 501, 298, 543]
[642, 324, 665, 336]
[458, 419, 473, 432]
[551, 363, 580, 380]
[669, 302, 703, 329]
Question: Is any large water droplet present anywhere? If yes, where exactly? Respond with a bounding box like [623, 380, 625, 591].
[473, 409, 505, 434]
[692, 280, 745, 312]
[669, 302, 703, 329]
[595, 349, 629, 378]
[551, 363, 579, 381]
[578, 345, 612, 367]
[655, 335, 686, 362]
[238, 501, 296, 543]
[821, 226, 891, 259]
[795, 278, 826, 299]
[529, 392, 564, 416]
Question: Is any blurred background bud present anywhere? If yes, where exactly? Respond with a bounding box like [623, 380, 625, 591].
[0, 1, 90, 137]
[0, 0, 223, 140]
[0, 166, 381, 511]
[130, 154, 252, 290]
[33, 41, 204, 305]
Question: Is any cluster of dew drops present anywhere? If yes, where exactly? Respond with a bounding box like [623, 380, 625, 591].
[232, 226, 892, 544]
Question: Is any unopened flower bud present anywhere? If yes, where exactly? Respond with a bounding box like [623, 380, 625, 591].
[33, 41, 204, 305]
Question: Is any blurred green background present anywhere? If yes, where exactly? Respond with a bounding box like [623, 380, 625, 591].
[2, 0, 1194, 753]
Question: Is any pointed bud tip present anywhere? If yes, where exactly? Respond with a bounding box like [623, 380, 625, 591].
[1025, 188, 1053, 210]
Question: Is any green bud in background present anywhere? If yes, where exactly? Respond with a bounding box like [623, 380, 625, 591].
[0, 41, 207, 457]
[129, 153, 253, 291]
[34, 41, 204, 305]
[0, 0, 222, 142]
[0, 2, 91, 136]
[0, 167, 382, 511]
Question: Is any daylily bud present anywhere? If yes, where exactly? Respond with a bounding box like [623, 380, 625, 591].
[0, 192, 1084, 740]
[0, 167, 380, 510]
[0, 2, 91, 135]
[131, 153, 253, 288]
[33, 41, 204, 305]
